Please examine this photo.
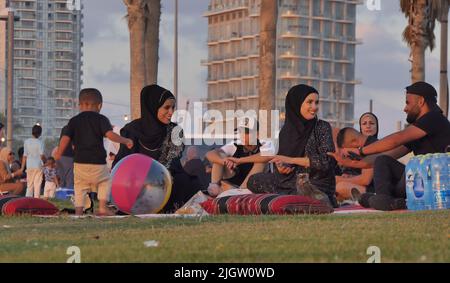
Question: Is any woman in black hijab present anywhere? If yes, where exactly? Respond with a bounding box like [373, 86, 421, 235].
[113, 84, 200, 212]
[359, 112, 379, 139]
[247, 84, 338, 207]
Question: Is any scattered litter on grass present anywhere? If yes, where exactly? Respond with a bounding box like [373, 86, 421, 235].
[2, 225, 12, 228]
[175, 191, 211, 216]
[144, 240, 159, 248]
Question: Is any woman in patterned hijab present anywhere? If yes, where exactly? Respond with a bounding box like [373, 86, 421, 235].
[114, 84, 199, 213]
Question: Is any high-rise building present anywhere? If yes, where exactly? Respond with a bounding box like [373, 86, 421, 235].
[204, 0, 361, 128]
[0, 0, 83, 144]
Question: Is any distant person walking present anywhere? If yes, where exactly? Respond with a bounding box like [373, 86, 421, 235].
[22, 125, 46, 198]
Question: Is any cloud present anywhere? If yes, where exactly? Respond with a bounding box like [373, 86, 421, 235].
[80, 0, 446, 133]
[82, 0, 209, 127]
[157, 11, 208, 110]
[354, 1, 443, 137]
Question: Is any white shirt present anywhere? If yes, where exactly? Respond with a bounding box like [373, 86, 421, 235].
[24, 137, 44, 169]
[220, 139, 276, 157]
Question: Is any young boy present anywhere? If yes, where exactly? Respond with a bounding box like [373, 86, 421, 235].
[205, 119, 274, 196]
[43, 157, 59, 200]
[22, 125, 46, 198]
[55, 88, 133, 216]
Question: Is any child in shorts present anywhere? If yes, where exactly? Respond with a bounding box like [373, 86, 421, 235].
[55, 88, 133, 215]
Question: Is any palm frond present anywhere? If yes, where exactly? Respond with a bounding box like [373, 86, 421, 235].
[402, 25, 414, 47]
[400, 0, 413, 16]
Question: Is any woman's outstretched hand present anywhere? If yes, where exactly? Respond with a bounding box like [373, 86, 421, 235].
[271, 155, 294, 175]
[327, 151, 351, 167]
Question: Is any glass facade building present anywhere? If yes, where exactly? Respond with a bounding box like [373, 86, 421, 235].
[0, 0, 83, 143]
[204, 0, 361, 128]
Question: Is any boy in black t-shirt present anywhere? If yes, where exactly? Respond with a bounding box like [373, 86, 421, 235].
[55, 88, 133, 216]
[205, 120, 274, 196]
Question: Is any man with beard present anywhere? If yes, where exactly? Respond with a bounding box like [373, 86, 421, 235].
[329, 81, 450, 211]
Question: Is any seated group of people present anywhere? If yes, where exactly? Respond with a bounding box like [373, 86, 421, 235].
[2, 81, 448, 214]
[193, 81, 450, 211]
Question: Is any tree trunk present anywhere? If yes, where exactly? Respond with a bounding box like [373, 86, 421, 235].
[410, 0, 428, 83]
[412, 40, 426, 82]
[124, 0, 147, 120]
[258, 0, 277, 137]
[144, 0, 160, 85]
[439, 1, 449, 117]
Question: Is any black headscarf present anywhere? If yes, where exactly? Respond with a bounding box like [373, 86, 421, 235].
[139, 84, 176, 150]
[278, 84, 319, 157]
[359, 112, 379, 139]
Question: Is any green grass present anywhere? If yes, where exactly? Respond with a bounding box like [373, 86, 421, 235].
[0, 207, 449, 263]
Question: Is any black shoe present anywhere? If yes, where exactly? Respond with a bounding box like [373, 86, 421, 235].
[392, 198, 407, 210]
[351, 188, 362, 202]
[369, 195, 406, 211]
[359, 193, 375, 208]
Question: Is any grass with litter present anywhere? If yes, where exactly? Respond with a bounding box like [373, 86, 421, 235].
[0, 207, 449, 263]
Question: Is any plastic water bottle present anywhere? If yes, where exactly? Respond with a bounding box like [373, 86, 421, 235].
[447, 153, 450, 208]
[430, 154, 447, 210]
[420, 154, 434, 210]
[405, 156, 419, 210]
[442, 153, 449, 209]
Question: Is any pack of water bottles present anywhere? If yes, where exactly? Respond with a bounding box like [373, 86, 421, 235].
[405, 153, 450, 210]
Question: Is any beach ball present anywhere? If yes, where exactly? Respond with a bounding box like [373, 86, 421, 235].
[111, 154, 172, 215]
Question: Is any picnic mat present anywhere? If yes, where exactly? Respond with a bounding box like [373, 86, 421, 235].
[333, 204, 383, 214]
[33, 214, 206, 219]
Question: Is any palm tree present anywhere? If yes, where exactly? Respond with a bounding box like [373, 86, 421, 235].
[124, 0, 161, 119]
[144, 0, 161, 86]
[258, 0, 278, 136]
[437, 0, 449, 117]
[400, 0, 449, 116]
[400, 0, 438, 83]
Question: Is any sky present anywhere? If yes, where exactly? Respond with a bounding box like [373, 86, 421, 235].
[82, 0, 445, 138]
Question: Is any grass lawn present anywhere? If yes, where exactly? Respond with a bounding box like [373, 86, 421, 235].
[0, 203, 449, 263]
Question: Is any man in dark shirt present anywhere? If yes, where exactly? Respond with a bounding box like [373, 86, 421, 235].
[330, 81, 450, 211]
[55, 88, 133, 215]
